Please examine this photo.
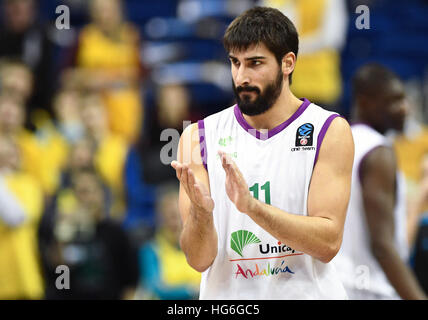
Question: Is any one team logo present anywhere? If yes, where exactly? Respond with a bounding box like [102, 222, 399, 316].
[295, 123, 314, 147]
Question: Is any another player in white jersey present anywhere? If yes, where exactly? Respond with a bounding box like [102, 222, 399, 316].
[333, 64, 426, 300]
[171, 7, 354, 299]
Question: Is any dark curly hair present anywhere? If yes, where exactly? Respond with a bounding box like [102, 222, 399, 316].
[223, 6, 299, 84]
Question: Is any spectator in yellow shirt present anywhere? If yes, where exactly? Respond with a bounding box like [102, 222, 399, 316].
[0, 134, 44, 299]
[69, 0, 146, 144]
[260, 0, 348, 110]
[79, 92, 129, 219]
[0, 94, 66, 196]
[138, 183, 201, 299]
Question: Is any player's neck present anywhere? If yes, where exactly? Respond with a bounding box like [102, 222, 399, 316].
[242, 88, 302, 131]
[353, 110, 386, 135]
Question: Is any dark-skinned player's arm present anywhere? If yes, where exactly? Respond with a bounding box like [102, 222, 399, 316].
[171, 123, 218, 272]
[360, 146, 427, 299]
[219, 117, 354, 263]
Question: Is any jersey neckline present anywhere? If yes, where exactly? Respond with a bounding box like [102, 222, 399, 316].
[233, 98, 311, 140]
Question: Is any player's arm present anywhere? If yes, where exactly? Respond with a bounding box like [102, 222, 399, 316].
[171, 123, 218, 272]
[360, 146, 427, 299]
[220, 117, 353, 263]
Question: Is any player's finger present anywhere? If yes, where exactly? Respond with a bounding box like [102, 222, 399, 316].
[188, 168, 196, 187]
[193, 182, 205, 202]
[219, 151, 232, 172]
[186, 168, 199, 200]
[221, 152, 238, 177]
[229, 158, 245, 182]
[182, 165, 198, 200]
[221, 152, 246, 186]
[181, 164, 189, 188]
[172, 161, 183, 180]
[194, 183, 214, 212]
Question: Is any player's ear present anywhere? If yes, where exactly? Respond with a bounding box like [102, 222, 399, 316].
[281, 52, 296, 80]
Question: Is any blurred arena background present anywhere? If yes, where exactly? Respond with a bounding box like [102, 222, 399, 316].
[0, 0, 427, 300]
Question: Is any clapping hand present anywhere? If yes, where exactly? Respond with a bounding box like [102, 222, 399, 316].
[171, 161, 215, 214]
[218, 151, 256, 214]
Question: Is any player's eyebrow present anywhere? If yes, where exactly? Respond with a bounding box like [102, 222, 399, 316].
[228, 55, 266, 61]
[245, 56, 266, 61]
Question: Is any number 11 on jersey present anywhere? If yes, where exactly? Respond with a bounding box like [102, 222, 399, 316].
[249, 181, 271, 205]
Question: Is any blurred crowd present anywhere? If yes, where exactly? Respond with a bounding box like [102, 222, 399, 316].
[0, 0, 427, 300]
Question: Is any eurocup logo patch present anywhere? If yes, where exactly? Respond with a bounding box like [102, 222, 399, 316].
[295, 123, 314, 147]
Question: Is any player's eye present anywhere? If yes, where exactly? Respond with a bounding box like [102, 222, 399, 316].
[230, 59, 240, 67]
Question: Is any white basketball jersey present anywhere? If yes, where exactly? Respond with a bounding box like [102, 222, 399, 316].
[197, 98, 348, 299]
[333, 123, 408, 299]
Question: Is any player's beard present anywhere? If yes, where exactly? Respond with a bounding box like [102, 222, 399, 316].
[233, 69, 284, 116]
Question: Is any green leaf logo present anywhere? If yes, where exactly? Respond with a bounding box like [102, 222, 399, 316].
[230, 230, 261, 257]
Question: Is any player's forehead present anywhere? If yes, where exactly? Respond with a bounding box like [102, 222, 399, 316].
[228, 42, 275, 60]
[387, 78, 405, 96]
[378, 78, 405, 103]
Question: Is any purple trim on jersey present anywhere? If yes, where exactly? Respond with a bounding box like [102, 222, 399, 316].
[233, 98, 311, 140]
[198, 120, 208, 171]
[352, 123, 389, 183]
[314, 114, 341, 166]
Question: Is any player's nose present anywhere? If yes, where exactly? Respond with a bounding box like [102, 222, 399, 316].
[235, 65, 251, 87]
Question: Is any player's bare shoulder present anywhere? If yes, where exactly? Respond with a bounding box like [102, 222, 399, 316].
[327, 117, 353, 145]
[317, 116, 354, 169]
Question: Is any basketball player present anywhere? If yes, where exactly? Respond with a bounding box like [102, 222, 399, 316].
[171, 7, 354, 299]
[333, 64, 427, 300]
